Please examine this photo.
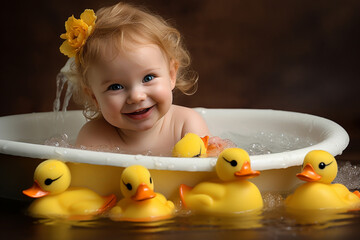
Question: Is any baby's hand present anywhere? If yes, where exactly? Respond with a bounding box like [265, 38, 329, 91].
[207, 137, 236, 157]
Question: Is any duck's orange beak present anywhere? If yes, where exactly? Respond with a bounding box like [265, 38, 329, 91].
[132, 183, 156, 201]
[234, 161, 260, 179]
[22, 180, 49, 198]
[296, 163, 322, 182]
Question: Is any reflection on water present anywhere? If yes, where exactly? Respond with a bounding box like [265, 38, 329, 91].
[2, 197, 360, 240]
[285, 209, 356, 229]
[23, 208, 360, 240]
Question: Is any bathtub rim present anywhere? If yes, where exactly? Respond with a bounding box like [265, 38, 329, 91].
[0, 108, 349, 172]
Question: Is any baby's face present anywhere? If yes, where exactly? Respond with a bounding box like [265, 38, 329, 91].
[88, 44, 177, 131]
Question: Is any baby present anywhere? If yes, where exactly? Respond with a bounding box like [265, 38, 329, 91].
[59, 2, 210, 156]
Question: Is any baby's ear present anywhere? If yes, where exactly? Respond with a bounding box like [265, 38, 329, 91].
[169, 59, 179, 90]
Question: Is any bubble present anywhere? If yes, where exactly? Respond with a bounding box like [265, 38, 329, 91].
[334, 161, 360, 190]
[220, 131, 315, 156]
[262, 192, 284, 210]
[44, 133, 71, 148]
[134, 154, 142, 160]
[154, 161, 163, 168]
[190, 165, 197, 171]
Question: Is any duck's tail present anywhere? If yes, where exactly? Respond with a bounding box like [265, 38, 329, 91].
[353, 190, 360, 199]
[179, 184, 193, 209]
[98, 194, 117, 214]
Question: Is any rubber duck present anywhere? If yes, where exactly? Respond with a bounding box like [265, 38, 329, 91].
[172, 133, 209, 157]
[179, 148, 263, 215]
[109, 165, 175, 222]
[23, 159, 116, 218]
[285, 150, 360, 211]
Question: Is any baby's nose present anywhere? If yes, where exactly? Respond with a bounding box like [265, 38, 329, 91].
[126, 88, 146, 104]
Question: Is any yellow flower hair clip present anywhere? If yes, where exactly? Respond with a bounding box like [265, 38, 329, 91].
[60, 9, 97, 58]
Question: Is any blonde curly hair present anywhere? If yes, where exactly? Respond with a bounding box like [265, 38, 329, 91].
[71, 2, 198, 120]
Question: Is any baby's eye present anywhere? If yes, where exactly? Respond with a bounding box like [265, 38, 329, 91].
[143, 74, 155, 83]
[108, 84, 124, 91]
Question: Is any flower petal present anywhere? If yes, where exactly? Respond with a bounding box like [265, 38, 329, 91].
[60, 33, 67, 39]
[60, 40, 76, 58]
[80, 9, 96, 27]
[64, 16, 76, 32]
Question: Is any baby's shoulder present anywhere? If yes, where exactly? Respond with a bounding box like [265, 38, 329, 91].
[170, 105, 204, 124]
[171, 105, 200, 119]
[75, 117, 117, 147]
[170, 105, 210, 137]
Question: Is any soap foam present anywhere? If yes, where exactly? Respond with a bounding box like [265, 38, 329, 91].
[44, 131, 316, 157]
[334, 161, 360, 190]
[220, 131, 315, 156]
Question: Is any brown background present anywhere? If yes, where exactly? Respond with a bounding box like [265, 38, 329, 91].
[0, 0, 359, 158]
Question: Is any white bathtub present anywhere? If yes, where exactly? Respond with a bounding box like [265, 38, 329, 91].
[0, 109, 349, 201]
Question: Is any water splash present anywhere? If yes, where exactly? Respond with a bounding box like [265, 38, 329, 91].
[51, 59, 76, 137]
[53, 72, 72, 113]
[44, 133, 71, 148]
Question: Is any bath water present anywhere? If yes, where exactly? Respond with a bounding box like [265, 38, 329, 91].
[219, 131, 315, 155]
[2, 189, 360, 239]
[43, 130, 315, 156]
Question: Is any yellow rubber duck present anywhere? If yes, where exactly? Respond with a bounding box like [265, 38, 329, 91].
[172, 133, 209, 157]
[179, 148, 263, 215]
[23, 159, 116, 219]
[285, 150, 360, 211]
[109, 165, 175, 222]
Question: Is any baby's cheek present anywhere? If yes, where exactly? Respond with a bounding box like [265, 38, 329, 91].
[99, 97, 124, 120]
[152, 84, 173, 104]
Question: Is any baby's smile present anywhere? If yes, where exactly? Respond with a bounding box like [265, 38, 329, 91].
[123, 105, 155, 120]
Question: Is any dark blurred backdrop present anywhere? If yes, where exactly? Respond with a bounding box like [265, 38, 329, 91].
[0, 0, 359, 158]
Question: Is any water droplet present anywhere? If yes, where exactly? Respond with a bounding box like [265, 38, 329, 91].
[190, 165, 197, 171]
[134, 154, 142, 160]
[210, 159, 217, 167]
[154, 161, 163, 168]
[54, 149, 63, 157]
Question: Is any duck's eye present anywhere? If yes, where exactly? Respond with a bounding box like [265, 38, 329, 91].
[230, 160, 238, 167]
[123, 181, 132, 191]
[319, 161, 333, 169]
[45, 178, 53, 185]
[223, 157, 238, 167]
[150, 177, 152, 184]
[44, 176, 62, 186]
[319, 162, 326, 169]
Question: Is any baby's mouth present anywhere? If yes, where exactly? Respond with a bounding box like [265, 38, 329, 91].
[123, 106, 154, 119]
